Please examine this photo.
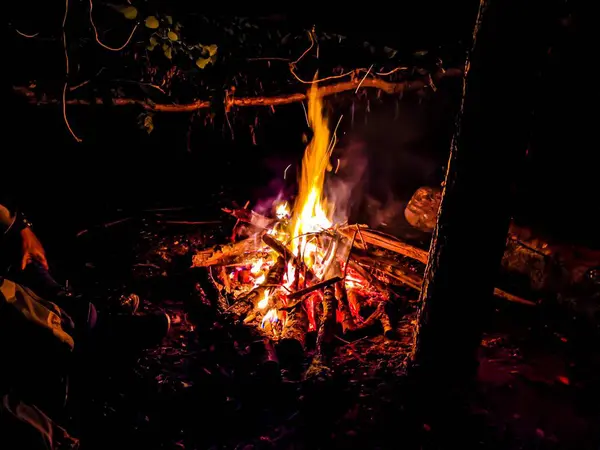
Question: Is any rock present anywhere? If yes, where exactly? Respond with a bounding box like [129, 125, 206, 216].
[404, 186, 442, 232]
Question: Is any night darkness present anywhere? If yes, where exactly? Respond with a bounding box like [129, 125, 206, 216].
[2, 2, 599, 450]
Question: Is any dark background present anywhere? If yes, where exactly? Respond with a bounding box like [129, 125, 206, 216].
[4, 3, 596, 260]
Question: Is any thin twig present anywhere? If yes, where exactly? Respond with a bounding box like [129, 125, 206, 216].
[343, 228, 359, 279]
[62, 0, 82, 143]
[374, 66, 409, 76]
[89, 0, 138, 51]
[300, 102, 309, 126]
[291, 30, 315, 66]
[70, 67, 106, 92]
[327, 114, 344, 154]
[355, 64, 373, 93]
[248, 57, 291, 62]
[15, 29, 39, 38]
[290, 66, 354, 85]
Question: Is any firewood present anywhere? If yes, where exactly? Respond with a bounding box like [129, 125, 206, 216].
[336, 281, 357, 333]
[192, 236, 265, 267]
[262, 234, 317, 283]
[228, 256, 286, 318]
[305, 285, 337, 380]
[277, 302, 308, 364]
[357, 303, 385, 329]
[379, 309, 394, 339]
[347, 260, 391, 294]
[343, 229, 536, 306]
[315, 285, 337, 358]
[339, 228, 428, 264]
[287, 276, 343, 301]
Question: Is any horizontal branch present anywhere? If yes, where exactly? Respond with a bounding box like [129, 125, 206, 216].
[12, 68, 461, 113]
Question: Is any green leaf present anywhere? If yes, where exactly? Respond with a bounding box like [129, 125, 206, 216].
[414, 50, 429, 56]
[167, 31, 178, 41]
[196, 57, 210, 69]
[166, 15, 173, 25]
[145, 16, 159, 29]
[149, 36, 158, 46]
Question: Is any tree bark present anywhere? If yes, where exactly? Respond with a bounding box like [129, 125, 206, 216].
[409, 0, 551, 385]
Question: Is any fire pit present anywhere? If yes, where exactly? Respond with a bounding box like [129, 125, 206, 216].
[191, 84, 530, 377]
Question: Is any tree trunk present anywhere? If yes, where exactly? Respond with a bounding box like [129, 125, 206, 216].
[409, 0, 552, 385]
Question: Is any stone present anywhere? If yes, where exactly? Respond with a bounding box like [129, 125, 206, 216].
[404, 186, 442, 232]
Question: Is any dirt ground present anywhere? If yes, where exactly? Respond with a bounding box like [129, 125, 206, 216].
[54, 216, 599, 450]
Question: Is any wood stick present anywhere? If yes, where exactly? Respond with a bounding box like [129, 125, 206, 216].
[12, 68, 461, 113]
[305, 285, 337, 380]
[277, 303, 308, 364]
[339, 228, 428, 264]
[287, 276, 343, 301]
[315, 285, 337, 358]
[379, 310, 394, 339]
[192, 236, 265, 267]
[229, 256, 286, 318]
[343, 229, 536, 306]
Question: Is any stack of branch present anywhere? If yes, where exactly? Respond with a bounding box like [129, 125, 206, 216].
[192, 210, 535, 377]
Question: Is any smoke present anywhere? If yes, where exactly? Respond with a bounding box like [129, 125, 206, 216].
[323, 96, 453, 233]
[325, 138, 369, 225]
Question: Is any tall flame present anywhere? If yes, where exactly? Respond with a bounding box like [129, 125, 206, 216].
[290, 84, 333, 263]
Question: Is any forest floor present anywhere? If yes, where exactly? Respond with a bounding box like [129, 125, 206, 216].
[53, 210, 600, 450]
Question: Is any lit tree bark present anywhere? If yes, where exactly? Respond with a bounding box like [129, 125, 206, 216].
[409, 0, 551, 385]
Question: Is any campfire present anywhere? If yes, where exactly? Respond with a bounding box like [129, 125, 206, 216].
[191, 84, 530, 375]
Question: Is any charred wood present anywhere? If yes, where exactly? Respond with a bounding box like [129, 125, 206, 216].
[277, 302, 308, 365]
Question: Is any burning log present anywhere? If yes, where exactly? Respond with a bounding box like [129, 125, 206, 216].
[335, 281, 357, 333]
[287, 276, 343, 301]
[192, 237, 266, 267]
[305, 285, 337, 379]
[262, 234, 317, 283]
[316, 285, 337, 358]
[262, 234, 295, 265]
[229, 256, 286, 318]
[277, 302, 308, 364]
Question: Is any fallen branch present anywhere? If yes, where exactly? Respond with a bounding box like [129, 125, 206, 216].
[12, 68, 461, 113]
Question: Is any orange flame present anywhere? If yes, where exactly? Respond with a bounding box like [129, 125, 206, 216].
[289, 84, 333, 267]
